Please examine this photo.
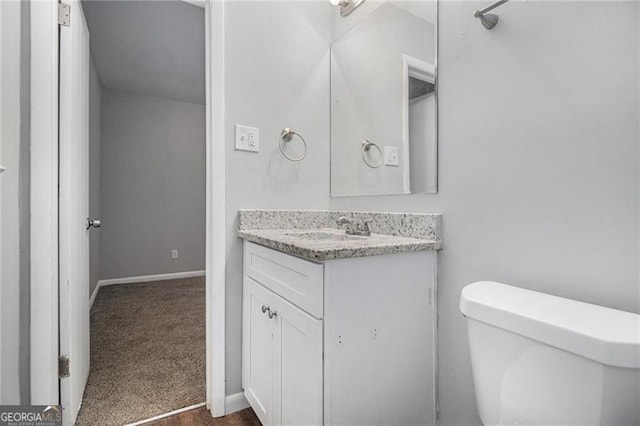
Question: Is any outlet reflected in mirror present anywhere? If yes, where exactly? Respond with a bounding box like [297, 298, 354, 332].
[330, 1, 437, 197]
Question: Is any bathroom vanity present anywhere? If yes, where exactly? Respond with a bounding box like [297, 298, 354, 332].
[238, 210, 441, 426]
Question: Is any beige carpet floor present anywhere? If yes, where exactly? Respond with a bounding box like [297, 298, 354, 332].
[76, 277, 206, 426]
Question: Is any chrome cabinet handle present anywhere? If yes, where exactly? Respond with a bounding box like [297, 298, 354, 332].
[261, 304, 278, 319]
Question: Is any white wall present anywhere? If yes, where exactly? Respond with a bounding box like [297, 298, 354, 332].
[89, 58, 101, 295]
[331, 2, 640, 424]
[101, 89, 206, 279]
[223, 1, 332, 395]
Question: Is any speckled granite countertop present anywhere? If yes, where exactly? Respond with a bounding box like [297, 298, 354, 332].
[238, 228, 440, 261]
[237, 210, 442, 262]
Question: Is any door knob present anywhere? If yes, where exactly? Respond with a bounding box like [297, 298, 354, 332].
[86, 218, 101, 229]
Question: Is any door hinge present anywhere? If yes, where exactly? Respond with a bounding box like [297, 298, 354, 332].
[58, 2, 70, 27]
[58, 356, 70, 378]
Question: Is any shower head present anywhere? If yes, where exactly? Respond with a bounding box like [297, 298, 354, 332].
[473, 0, 509, 30]
[478, 13, 499, 29]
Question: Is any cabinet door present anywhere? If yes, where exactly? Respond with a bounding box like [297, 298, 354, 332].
[272, 293, 323, 426]
[243, 277, 276, 426]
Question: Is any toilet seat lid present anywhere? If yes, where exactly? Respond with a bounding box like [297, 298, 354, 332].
[460, 281, 640, 369]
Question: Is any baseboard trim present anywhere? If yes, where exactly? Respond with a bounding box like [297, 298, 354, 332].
[89, 283, 100, 310]
[125, 402, 207, 426]
[225, 392, 249, 415]
[91, 270, 205, 310]
[98, 270, 206, 287]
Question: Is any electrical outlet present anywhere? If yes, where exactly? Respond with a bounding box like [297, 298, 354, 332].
[384, 146, 399, 166]
[247, 129, 257, 149]
[235, 125, 260, 152]
[171, 249, 179, 260]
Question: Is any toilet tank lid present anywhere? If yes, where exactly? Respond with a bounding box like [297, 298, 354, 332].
[460, 281, 640, 369]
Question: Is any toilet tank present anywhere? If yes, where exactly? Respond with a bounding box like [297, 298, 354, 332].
[460, 281, 640, 426]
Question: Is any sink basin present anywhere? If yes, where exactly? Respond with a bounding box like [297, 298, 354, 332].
[285, 231, 366, 241]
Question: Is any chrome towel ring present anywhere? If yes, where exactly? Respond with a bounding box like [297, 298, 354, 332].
[279, 128, 307, 162]
[361, 140, 382, 168]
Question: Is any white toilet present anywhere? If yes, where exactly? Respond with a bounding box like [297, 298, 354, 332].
[460, 281, 640, 426]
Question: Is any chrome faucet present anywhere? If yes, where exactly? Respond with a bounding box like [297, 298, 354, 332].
[336, 216, 371, 236]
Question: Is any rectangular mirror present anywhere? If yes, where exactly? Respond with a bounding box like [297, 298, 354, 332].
[330, 1, 438, 197]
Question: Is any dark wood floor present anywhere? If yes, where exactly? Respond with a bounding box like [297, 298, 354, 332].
[146, 407, 262, 426]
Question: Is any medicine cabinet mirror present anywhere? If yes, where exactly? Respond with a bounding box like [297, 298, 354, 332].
[330, 1, 438, 197]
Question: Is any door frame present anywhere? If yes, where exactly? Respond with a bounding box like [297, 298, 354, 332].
[29, 0, 227, 417]
[0, 0, 4, 404]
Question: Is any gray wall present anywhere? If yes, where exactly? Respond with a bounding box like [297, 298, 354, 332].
[331, 2, 640, 425]
[101, 89, 205, 279]
[223, 1, 332, 395]
[0, 0, 30, 404]
[89, 58, 101, 295]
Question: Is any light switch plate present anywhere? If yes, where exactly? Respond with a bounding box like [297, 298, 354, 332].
[384, 146, 399, 166]
[235, 124, 260, 152]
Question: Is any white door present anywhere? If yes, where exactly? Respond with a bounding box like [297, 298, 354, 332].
[273, 293, 323, 426]
[59, 0, 91, 424]
[243, 277, 323, 426]
[243, 277, 276, 426]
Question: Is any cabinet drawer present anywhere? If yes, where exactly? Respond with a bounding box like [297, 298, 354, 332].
[244, 241, 324, 318]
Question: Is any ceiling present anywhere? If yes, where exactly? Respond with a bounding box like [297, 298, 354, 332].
[82, 0, 205, 105]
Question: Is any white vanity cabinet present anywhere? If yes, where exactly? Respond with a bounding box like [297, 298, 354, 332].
[243, 242, 324, 426]
[242, 241, 437, 426]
